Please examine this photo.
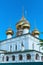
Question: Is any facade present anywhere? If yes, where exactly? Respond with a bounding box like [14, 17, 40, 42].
[0, 15, 43, 63]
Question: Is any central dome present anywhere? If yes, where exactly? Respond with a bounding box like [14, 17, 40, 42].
[16, 16, 30, 29]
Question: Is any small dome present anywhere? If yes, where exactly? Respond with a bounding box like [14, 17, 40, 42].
[6, 28, 14, 35]
[32, 28, 40, 35]
[16, 16, 30, 29]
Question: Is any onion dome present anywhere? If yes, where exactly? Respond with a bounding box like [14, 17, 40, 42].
[6, 28, 14, 35]
[32, 28, 40, 36]
[16, 16, 30, 30]
[22, 22, 30, 29]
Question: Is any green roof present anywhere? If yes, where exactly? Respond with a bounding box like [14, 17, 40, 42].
[4, 50, 43, 54]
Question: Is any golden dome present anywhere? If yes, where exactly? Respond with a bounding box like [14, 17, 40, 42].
[16, 16, 30, 29]
[6, 28, 14, 35]
[22, 23, 30, 29]
[32, 28, 40, 35]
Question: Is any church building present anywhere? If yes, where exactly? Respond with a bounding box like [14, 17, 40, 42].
[0, 14, 43, 63]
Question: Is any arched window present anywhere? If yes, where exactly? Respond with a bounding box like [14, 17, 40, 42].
[35, 54, 39, 60]
[12, 55, 15, 61]
[6, 56, 9, 61]
[19, 55, 23, 60]
[27, 54, 31, 60]
[41, 56, 43, 61]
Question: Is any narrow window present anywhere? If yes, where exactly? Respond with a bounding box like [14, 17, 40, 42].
[15, 45, 17, 51]
[21, 42, 24, 47]
[12, 55, 15, 61]
[19, 55, 22, 60]
[6, 56, 9, 61]
[21, 42, 24, 51]
[10, 45, 12, 52]
[35, 54, 39, 60]
[27, 54, 31, 60]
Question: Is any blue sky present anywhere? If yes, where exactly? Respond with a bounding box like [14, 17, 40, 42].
[0, 0, 43, 40]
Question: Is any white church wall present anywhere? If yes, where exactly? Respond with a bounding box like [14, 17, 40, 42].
[0, 50, 42, 63]
[0, 34, 40, 52]
[28, 35, 40, 51]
